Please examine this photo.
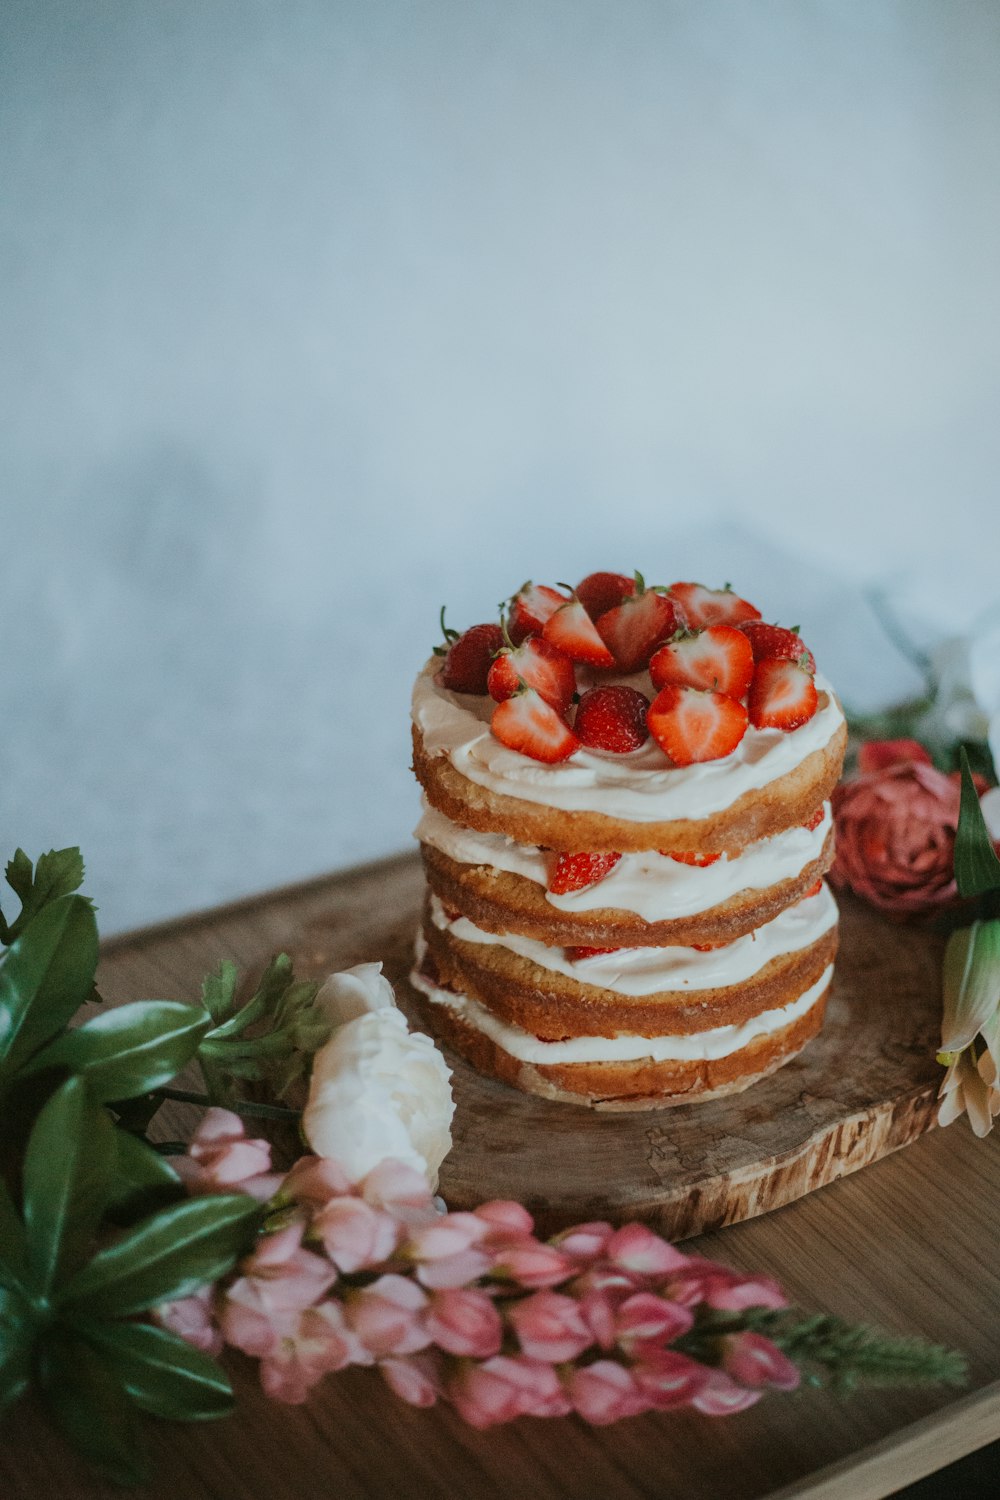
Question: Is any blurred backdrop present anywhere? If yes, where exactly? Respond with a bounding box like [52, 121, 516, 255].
[3, 0, 999, 931]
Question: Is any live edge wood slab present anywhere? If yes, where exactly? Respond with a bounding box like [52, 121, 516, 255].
[2, 851, 999, 1500]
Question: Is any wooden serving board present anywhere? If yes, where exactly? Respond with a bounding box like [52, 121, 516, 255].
[293, 859, 946, 1241]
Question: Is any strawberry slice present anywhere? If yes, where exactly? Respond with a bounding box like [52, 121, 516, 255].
[543, 599, 616, 668]
[567, 945, 623, 959]
[740, 621, 816, 674]
[802, 807, 825, 831]
[649, 626, 754, 699]
[595, 573, 680, 672]
[488, 635, 576, 713]
[647, 685, 749, 766]
[574, 685, 650, 753]
[667, 582, 762, 629]
[802, 879, 824, 899]
[663, 850, 722, 867]
[748, 659, 818, 731]
[576, 571, 635, 621]
[491, 686, 579, 762]
[508, 582, 570, 645]
[436, 612, 504, 694]
[691, 939, 728, 952]
[549, 851, 622, 894]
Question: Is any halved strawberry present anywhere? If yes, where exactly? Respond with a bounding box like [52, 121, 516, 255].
[663, 850, 722, 867]
[649, 626, 754, 698]
[574, 685, 650, 753]
[740, 620, 816, 674]
[647, 685, 749, 766]
[576, 571, 635, 621]
[567, 945, 623, 959]
[667, 582, 762, 629]
[436, 612, 504, 694]
[543, 599, 616, 668]
[595, 573, 680, 672]
[747, 659, 818, 731]
[802, 807, 825, 832]
[548, 851, 622, 894]
[488, 635, 576, 713]
[491, 686, 579, 763]
[508, 582, 570, 645]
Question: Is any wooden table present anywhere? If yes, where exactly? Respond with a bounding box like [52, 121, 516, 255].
[3, 851, 999, 1500]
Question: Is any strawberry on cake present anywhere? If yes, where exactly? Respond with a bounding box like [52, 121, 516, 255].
[409, 571, 848, 1109]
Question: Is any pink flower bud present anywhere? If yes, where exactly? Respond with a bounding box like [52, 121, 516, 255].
[566, 1360, 649, 1424]
[507, 1290, 593, 1362]
[448, 1356, 571, 1427]
[314, 1197, 399, 1273]
[719, 1331, 800, 1392]
[259, 1302, 366, 1404]
[632, 1349, 711, 1410]
[614, 1292, 694, 1349]
[283, 1155, 352, 1205]
[426, 1287, 503, 1358]
[576, 1287, 617, 1350]
[152, 1285, 223, 1356]
[665, 1258, 788, 1312]
[175, 1107, 275, 1196]
[553, 1220, 614, 1265]
[346, 1274, 431, 1358]
[408, 1211, 493, 1288]
[473, 1200, 536, 1243]
[606, 1223, 688, 1277]
[380, 1352, 443, 1408]
[494, 1239, 573, 1289]
[361, 1159, 439, 1224]
[690, 1369, 763, 1416]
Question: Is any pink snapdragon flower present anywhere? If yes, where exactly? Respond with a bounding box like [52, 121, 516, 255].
[507, 1290, 593, 1362]
[565, 1360, 649, 1424]
[345, 1274, 431, 1358]
[258, 1302, 367, 1404]
[152, 1284, 223, 1356]
[448, 1355, 572, 1427]
[718, 1331, 800, 1392]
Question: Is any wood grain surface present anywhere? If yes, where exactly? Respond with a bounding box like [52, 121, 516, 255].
[1, 851, 998, 1500]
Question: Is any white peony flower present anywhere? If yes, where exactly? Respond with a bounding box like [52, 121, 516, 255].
[303, 964, 454, 1189]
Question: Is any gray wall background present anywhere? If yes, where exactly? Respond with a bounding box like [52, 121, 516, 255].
[3, 1, 999, 932]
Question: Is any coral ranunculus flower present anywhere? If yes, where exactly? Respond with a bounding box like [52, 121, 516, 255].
[831, 759, 961, 917]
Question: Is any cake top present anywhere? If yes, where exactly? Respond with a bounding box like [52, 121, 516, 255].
[428, 570, 823, 771]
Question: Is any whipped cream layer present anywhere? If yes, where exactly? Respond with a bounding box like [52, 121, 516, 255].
[416, 798, 832, 921]
[410, 954, 833, 1064]
[429, 884, 838, 996]
[412, 661, 845, 824]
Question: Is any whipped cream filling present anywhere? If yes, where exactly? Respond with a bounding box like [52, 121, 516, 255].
[412, 661, 845, 823]
[429, 884, 838, 996]
[416, 798, 832, 921]
[410, 951, 833, 1064]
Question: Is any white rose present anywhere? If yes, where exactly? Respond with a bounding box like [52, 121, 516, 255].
[303, 965, 454, 1188]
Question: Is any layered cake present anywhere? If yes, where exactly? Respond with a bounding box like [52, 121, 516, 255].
[409, 571, 848, 1109]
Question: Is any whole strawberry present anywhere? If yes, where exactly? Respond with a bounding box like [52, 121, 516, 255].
[436, 610, 504, 694]
[574, 685, 650, 753]
[575, 571, 635, 621]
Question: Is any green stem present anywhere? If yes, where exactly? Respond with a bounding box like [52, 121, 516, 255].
[152, 1086, 302, 1123]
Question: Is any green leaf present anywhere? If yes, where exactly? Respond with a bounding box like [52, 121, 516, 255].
[24, 1001, 213, 1102]
[955, 749, 1000, 899]
[200, 959, 239, 1024]
[0, 1177, 28, 1288]
[23, 1076, 115, 1295]
[106, 1130, 185, 1224]
[0, 895, 99, 1078]
[72, 1319, 234, 1422]
[1, 848, 88, 946]
[939, 920, 1000, 1056]
[204, 953, 293, 1041]
[0, 1283, 34, 1417]
[61, 1194, 261, 1318]
[38, 1330, 146, 1487]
